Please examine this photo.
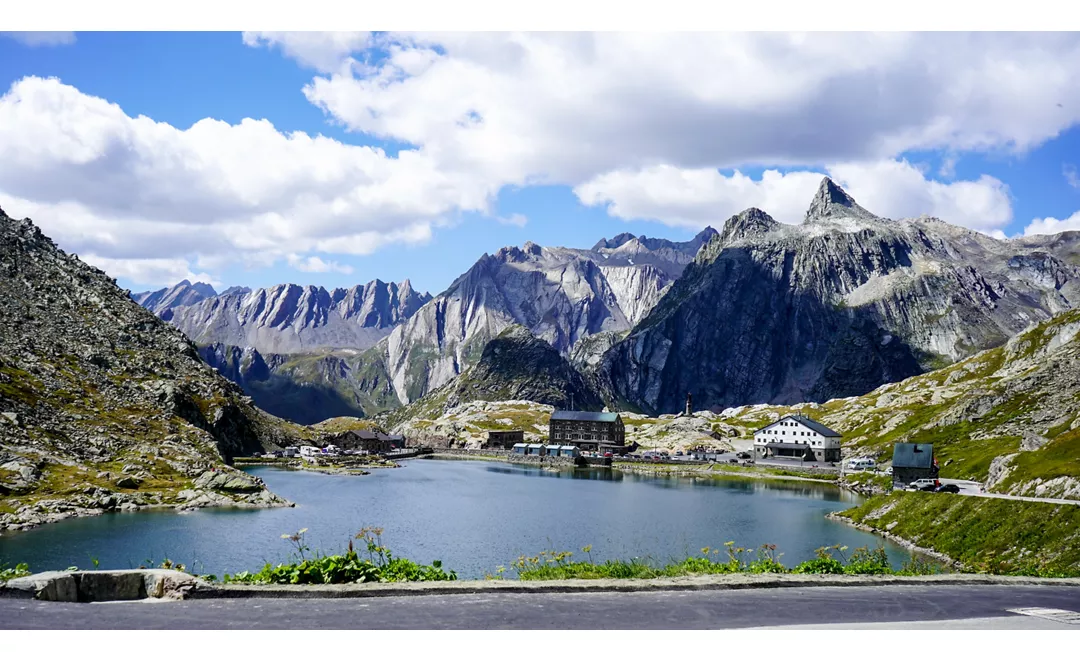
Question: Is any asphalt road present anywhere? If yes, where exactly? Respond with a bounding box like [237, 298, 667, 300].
[3, 584, 1079, 629]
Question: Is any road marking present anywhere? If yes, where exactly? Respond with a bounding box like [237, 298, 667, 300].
[1007, 608, 1080, 625]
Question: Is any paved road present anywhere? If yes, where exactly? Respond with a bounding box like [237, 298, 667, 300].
[3, 584, 1079, 629]
[932, 479, 1080, 506]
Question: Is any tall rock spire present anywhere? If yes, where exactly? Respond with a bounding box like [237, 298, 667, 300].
[804, 177, 878, 223]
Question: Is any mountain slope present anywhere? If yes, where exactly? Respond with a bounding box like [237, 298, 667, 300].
[380, 229, 716, 405]
[387, 325, 605, 426]
[600, 178, 1080, 414]
[142, 279, 431, 353]
[721, 305, 1080, 500]
[197, 343, 398, 425]
[0, 208, 309, 530]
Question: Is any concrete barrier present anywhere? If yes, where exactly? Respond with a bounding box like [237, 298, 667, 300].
[1, 569, 203, 602]
[5, 570, 1080, 603]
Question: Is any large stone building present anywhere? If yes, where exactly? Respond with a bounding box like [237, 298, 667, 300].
[753, 414, 842, 463]
[486, 429, 524, 449]
[329, 429, 405, 454]
[891, 443, 938, 488]
[548, 411, 626, 454]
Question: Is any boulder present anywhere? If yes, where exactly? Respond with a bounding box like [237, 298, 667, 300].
[115, 475, 141, 489]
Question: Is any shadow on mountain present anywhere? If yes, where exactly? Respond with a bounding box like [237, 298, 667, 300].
[601, 243, 925, 415]
[197, 343, 370, 425]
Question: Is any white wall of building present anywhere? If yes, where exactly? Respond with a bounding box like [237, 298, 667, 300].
[753, 418, 840, 450]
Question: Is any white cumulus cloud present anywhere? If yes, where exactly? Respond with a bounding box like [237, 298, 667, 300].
[242, 32, 374, 74]
[287, 32, 1080, 188]
[0, 76, 489, 286]
[575, 160, 1013, 233]
[1024, 211, 1080, 236]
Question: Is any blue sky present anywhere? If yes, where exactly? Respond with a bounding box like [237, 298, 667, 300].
[1, 31, 1079, 296]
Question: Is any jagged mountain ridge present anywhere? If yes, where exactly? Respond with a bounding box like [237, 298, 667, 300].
[132, 280, 218, 316]
[187, 229, 714, 423]
[380, 229, 717, 405]
[144, 279, 432, 354]
[599, 178, 1080, 415]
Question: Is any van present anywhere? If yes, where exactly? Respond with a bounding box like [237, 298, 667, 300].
[847, 458, 875, 471]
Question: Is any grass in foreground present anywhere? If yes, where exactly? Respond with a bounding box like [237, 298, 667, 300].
[839, 492, 1080, 577]
[490, 543, 939, 580]
[221, 528, 457, 585]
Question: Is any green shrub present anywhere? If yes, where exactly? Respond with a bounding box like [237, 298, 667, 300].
[223, 527, 457, 585]
[0, 562, 31, 581]
[511, 541, 946, 580]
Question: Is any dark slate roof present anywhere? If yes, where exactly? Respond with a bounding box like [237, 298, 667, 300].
[765, 442, 812, 450]
[551, 411, 620, 422]
[892, 443, 934, 469]
[760, 414, 842, 437]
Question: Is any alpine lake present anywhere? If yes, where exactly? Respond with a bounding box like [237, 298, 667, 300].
[0, 457, 914, 579]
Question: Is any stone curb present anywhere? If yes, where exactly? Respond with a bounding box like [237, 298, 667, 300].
[1, 569, 201, 602]
[5, 571, 1080, 603]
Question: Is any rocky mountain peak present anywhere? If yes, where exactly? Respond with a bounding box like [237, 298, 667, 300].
[592, 232, 639, 251]
[718, 207, 779, 245]
[804, 177, 878, 223]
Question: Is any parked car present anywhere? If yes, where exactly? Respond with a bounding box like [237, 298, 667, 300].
[936, 483, 960, 494]
[736, 452, 751, 460]
[729, 458, 739, 464]
[909, 478, 939, 491]
[884, 466, 893, 476]
[604, 452, 613, 458]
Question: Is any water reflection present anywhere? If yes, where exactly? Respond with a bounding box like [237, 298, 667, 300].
[484, 465, 624, 481]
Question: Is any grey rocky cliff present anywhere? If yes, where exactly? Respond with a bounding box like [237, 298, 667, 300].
[378, 229, 715, 405]
[599, 178, 1080, 414]
[387, 325, 605, 424]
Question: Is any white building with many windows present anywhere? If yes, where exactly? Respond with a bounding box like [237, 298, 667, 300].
[753, 414, 842, 463]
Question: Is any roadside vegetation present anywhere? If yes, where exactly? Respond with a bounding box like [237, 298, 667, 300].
[0, 562, 31, 581]
[838, 492, 1080, 577]
[220, 527, 457, 585]
[489, 543, 940, 580]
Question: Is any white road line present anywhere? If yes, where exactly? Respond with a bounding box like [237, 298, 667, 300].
[1007, 608, 1080, 624]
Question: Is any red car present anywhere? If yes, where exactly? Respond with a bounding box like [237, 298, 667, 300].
[604, 452, 613, 458]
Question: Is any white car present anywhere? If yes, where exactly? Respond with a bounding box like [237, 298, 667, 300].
[908, 478, 938, 491]
[884, 466, 893, 475]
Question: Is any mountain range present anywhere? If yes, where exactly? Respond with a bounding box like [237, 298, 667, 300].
[133, 279, 431, 353]
[137, 227, 716, 421]
[132, 178, 1080, 425]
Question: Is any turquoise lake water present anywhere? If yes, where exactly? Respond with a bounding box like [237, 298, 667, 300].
[0, 458, 912, 579]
